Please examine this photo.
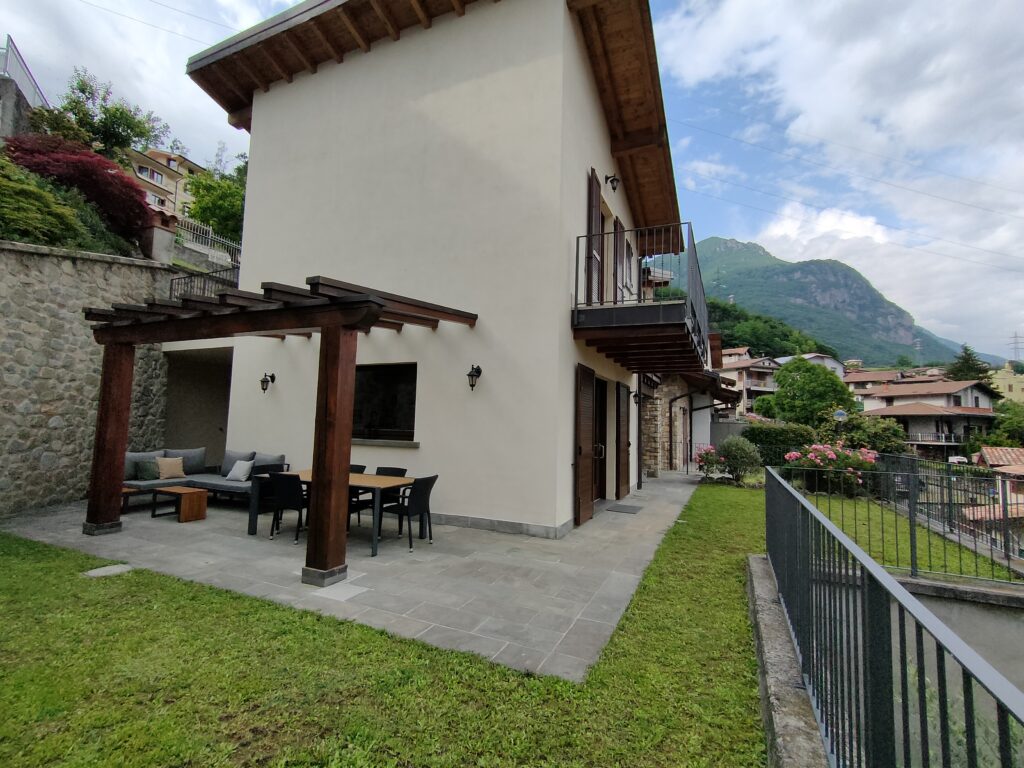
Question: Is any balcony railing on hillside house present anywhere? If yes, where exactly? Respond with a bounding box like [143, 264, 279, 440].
[572, 222, 709, 374]
[175, 217, 241, 267]
[766, 468, 1024, 767]
[169, 266, 239, 300]
[0, 35, 48, 109]
[906, 432, 966, 444]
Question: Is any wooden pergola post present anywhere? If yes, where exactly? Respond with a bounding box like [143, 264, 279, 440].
[302, 326, 358, 586]
[84, 342, 135, 535]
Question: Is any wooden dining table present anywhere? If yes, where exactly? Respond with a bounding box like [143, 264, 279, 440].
[247, 469, 413, 556]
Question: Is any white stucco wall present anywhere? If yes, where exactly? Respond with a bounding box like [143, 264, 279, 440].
[222, 0, 642, 534]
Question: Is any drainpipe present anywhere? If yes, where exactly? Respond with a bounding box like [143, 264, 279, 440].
[637, 372, 644, 490]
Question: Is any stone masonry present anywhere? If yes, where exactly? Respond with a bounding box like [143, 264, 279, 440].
[0, 241, 172, 516]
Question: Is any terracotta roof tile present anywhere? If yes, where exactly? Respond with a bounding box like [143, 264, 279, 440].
[979, 446, 1024, 467]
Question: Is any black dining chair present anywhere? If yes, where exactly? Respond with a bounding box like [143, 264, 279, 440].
[268, 472, 308, 545]
[346, 464, 368, 527]
[381, 475, 438, 551]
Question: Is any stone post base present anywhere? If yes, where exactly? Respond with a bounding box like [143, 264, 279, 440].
[82, 520, 123, 536]
[301, 564, 348, 587]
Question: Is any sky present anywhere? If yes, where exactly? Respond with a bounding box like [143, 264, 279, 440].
[6, 0, 1024, 358]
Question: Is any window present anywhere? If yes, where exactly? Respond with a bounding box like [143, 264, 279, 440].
[975, 396, 980, 407]
[952, 395, 962, 407]
[147, 192, 166, 207]
[353, 363, 416, 441]
[168, 158, 178, 169]
[138, 164, 150, 177]
[151, 170, 164, 184]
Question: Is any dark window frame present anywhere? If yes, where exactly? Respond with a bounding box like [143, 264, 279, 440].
[352, 362, 417, 442]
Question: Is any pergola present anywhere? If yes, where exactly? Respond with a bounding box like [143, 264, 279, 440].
[82, 276, 477, 586]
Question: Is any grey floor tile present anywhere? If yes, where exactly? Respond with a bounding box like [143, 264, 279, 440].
[313, 581, 369, 602]
[462, 597, 537, 625]
[492, 643, 549, 673]
[475, 616, 564, 653]
[296, 595, 369, 621]
[530, 609, 578, 634]
[416, 625, 507, 658]
[537, 652, 591, 683]
[349, 589, 423, 615]
[554, 619, 617, 662]
[357, 607, 432, 639]
[407, 602, 485, 633]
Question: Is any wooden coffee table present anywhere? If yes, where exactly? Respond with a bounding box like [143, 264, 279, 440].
[153, 486, 208, 522]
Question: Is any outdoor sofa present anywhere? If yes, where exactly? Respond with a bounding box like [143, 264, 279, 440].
[122, 448, 287, 506]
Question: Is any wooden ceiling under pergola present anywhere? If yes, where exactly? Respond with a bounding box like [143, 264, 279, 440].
[186, 0, 679, 229]
[81, 277, 476, 587]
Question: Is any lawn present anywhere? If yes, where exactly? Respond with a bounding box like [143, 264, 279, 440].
[807, 492, 1015, 582]
[0, 484, 767, 768]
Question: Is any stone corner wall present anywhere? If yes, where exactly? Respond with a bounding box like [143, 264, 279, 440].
[0, 241, 173, 517]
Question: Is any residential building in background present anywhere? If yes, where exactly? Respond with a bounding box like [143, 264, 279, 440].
[991, 362, 1024, 404]
[127, 148, 205, 217]
[716, 350, 780, 415]
[775, 352, 846, 378]
[0, 34, 47, 138]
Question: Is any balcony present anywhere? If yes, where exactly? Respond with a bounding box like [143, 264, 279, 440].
[906, 432, 965, 444]
[572, 223, 708, 374]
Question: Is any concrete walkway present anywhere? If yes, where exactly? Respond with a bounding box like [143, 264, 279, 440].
[2, 473, 699, 681]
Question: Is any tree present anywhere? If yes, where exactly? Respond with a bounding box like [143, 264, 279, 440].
[816, 410, 907, 454]
[895, 354, 914, 369]
[772, 356, 855, 428]
[988, 400, 1024, 447]
[1011, 361, 1024, 375]
[29, 67, 169, 161]
[186, 171, 245, 242]
[946, 345, 993, 384]
[5, 134, 149, 242]
[752, 395, 776, 419]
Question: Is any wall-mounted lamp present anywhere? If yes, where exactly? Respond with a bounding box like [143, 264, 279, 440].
[466, 364, 482, 391]
[260, 372, 276, 393]
[605, 174, 621, 192]
[632, 390, 644, 405]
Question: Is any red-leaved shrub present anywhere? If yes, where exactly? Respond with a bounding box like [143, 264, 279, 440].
[4, 134, 149, 242]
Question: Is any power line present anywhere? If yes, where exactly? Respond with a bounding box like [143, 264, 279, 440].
[142, 0, 241, 32]
[684, 169, 1024, 262]
[682, 98, 1024, 197]
[682, 186, 1024, 274]
[73, 0, 214, 45]
[671, 118, 1024, 223]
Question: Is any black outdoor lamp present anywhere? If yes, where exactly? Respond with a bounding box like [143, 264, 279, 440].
[605, 174, 621, 192]
[466, 365, 482, 391]
[260, 372, 276, 393]
[632, 390, 643, 405]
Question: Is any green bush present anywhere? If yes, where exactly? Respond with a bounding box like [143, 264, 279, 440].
[742, 422, 816, 465]
[717, 436, 762, 482]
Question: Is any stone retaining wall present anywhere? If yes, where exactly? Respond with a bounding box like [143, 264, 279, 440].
[0, 241, 172, 516]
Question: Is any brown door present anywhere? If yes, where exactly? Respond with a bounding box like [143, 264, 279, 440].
[575, 364, 595, 525]
[586, 169, 603, 305]
[615, 382, 630, 499]
[594, 379, 607, 501]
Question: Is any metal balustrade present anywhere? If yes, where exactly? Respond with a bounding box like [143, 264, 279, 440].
[767, 467, 1024, 767]
[168, 266, 239, 300]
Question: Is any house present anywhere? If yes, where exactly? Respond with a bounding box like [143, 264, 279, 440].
[845, 369, 902, 402]
[976, 446, 1024, 469]
[127, 148, 205, 217]
[861, 379, 1001, 458]
[715, 356, 780, 415]
[721, 346, 750, 365]
[991, 362, 1024, 404]
[776, 352, 845, 378]
[173, 0, 717, 538]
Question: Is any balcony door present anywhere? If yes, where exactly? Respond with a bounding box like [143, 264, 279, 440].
[575, 364, 596, 525]
[586, 169, 604, 305]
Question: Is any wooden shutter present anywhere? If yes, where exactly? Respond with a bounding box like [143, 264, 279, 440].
[615, 382, 630, 500]
[586, 169, 603, 305]
[613, 217, 625, 302]
[575, 364, 596, 525]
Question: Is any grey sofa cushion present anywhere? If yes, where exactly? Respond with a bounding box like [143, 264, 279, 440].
[124, 477, 192, 490]
[125, 450, 165, 481]
[221, 450, 256, 476]
[253, 452, 286, 471]
[166, 447, 207, 475]
[190, 475, 252, 494]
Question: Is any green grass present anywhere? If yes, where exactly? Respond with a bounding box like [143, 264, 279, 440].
[0, 484, 767, 768]
[808, 493, 1015, 582]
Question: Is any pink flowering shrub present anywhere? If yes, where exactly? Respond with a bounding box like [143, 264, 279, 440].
[696, 446, 725, 479]
[783, 442, 877, 495]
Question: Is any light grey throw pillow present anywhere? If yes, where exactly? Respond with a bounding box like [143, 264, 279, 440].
[225, 459, 254, 482]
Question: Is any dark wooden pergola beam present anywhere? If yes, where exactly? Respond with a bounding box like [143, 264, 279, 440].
[308, 276, 477, 327]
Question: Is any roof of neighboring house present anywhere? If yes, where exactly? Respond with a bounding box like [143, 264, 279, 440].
[962, 496, 1024, 521]
[994, 464, 1024, 477]
[978, 446, 1024, 467]
[777, 353, 842, 366]
[863, 402, 997, 418]
[869, 380, 1000, 398]
[185, 0, 679, 228]
[718, 356, 779, 371]
[722, 346, 749, 355]
[844, 369, 901, 384]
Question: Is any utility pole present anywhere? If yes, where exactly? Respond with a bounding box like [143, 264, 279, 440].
[1010, 331, 1024, 362]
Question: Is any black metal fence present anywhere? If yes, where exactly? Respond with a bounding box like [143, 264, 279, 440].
[767, 468, 1024, 767]
[778, 462, 1023, 584]
[168, 266, 239, 300]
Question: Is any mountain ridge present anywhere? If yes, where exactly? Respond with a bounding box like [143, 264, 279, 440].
[691, 237, 1004, 367]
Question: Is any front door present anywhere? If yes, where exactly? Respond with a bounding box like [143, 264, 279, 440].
[575, 364, 596, 525]
[594, 379, 607, 501]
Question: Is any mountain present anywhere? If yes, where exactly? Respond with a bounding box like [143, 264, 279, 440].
[685, 237, 1004, 367]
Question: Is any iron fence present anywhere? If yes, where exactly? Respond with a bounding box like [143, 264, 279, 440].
[767, 468, 1024, 767]
[0, 35, 48, 108]
[169, 266, 239, 300]
[778, 465, 1024, 584]
[174, 217, 241, 266]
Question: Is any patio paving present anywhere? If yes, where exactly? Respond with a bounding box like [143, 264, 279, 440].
[1, 473, 699, 681]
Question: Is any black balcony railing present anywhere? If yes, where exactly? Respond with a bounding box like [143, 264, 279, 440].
[168, 266, 239, 300]
[767, 468, 1024, 767]
[573, 222, 708, 367]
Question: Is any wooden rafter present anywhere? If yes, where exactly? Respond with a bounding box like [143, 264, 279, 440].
[451, 0, 465, 16]
[370, 0, 400, 41]
[307, 276, 478, 327]
[260, 42, 293, 84]
[339, 6, 370, 53]
[283, 30, 318, 74]
[235, 53, 269, 93]
[207, 64, 250, 103]
[311, 16, 344, 63]
[409, 0, 431, 28]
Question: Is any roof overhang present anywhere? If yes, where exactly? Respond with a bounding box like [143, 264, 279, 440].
[185, 0, 678, 228]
